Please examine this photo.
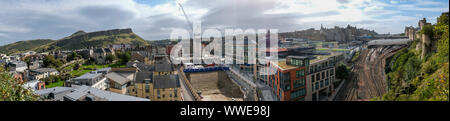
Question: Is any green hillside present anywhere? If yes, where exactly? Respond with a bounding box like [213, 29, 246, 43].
[378, 12, 449, 101]
[36, 29, 149, 52]
[2, 28, 150, 53]
[0, 39, 55, 54]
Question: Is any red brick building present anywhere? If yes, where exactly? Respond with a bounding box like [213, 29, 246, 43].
[264, 56, 309, 101]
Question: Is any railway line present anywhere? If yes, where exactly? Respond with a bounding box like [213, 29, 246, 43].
[335, 46, 404, 101]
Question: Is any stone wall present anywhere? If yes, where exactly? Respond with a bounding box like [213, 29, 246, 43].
[421, 34, 431, 59]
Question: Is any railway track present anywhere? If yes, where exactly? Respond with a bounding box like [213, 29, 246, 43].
[335, 46, 403, 101]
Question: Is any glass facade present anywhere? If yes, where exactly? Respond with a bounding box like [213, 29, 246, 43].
[281, 72, 290, 91]
[293, 78, 305, 88]
[290, 88, 306, 100]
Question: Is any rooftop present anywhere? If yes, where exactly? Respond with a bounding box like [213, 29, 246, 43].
[96, 67, 111, 72]
[31, 68, 57, 73]
[35, 85, 149, 101]
[310, 52, 343, 64]
[135, 72, 153, 83]
[273, 60, 298, 71]
[127, 62, 154, 72]
[9, 61, 27, 67]
[74, 72, 102, 80]
[106, 72, 131, 85]
[154, 64, 174, 72]
[111, 67, 137, 73]
[154, 75, 180, 89]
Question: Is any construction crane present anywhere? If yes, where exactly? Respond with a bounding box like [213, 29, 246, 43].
[177, 2, 193, 32]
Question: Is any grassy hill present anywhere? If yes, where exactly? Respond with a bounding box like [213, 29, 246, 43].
[0, 39, 55, 54]
[2, 28, 150, 54]
[378, 12, 449, 101]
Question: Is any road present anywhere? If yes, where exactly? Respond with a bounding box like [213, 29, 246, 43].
[335, 46, 403, 101]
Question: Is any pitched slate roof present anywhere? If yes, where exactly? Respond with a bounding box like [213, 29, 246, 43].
[153, 75, 180, 89]
[135, 72, 153, 83]
[111, 67, 137, 73]
[154, 64, 174, 72]
[105, 72, 130, 85]
[126, 62, 154, 72]
[74, 72, 102, 80]
[35, 85, 149, 101]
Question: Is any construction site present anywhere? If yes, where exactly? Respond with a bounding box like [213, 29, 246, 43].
[186, 71, 244, 101]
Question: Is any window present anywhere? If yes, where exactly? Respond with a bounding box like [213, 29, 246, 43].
[300, 69, 304, 76]
[296, 70, 304, 78]
[157, 90, 161, 99]
[322, 72, 325, 79]
[331, 69, 334, 76]
[290, 88, 306, 100]
[311, 75, 315, 82]
[281, 73, 290, 91]
[316, 73, 320, 80]
[145, 85, 150, 93]
[174, 89, 178, 97]
[312, 84, 315, 91]
[294, 78, 305, 88]
[114, 83, 122, 89]
[325, 79, 329, 86]
[314, 65, 318, 72]
[320, 80, 324, 88]
[315, 84, 319, 90]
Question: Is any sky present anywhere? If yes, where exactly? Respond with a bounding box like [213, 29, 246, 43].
[0, 0, 448, 46]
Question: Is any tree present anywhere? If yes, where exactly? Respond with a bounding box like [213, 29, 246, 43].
[0, 67, 40, 101]
[86, 57, 96, 65]
[336, 63, 350, 80]
[74, 63, 81, 70]
[105, 54, 116, 64]
[421, 24, 434, 39]
[67, 52, 81, 61]
[24, 56, 32, 65]
[43, 55, 62, 68]
[116, 51, 131, 64]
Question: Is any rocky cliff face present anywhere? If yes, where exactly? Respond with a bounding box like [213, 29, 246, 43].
[279, 25, 377, 41]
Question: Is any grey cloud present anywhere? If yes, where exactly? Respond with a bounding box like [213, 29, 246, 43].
[336, 0, 350, 4]
[78, 5, 136, 27]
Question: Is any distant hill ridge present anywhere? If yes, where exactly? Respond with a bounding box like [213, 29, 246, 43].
[0, 39, 54, 55]
[41, 28, 148, 52]
[0, 28, 149, 54]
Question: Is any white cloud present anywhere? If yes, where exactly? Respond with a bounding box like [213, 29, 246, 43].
[0, 33, 8, 38]
[0, 0, 448, 45]
[0, 24, 32, 33]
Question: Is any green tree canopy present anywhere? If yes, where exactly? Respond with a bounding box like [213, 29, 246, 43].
[43, 55, 62, 68]
[336, 63, 350, 80]
[0, 67, 40, 101]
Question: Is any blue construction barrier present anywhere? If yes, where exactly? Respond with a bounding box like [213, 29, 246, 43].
[184, 66, 229, 73]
